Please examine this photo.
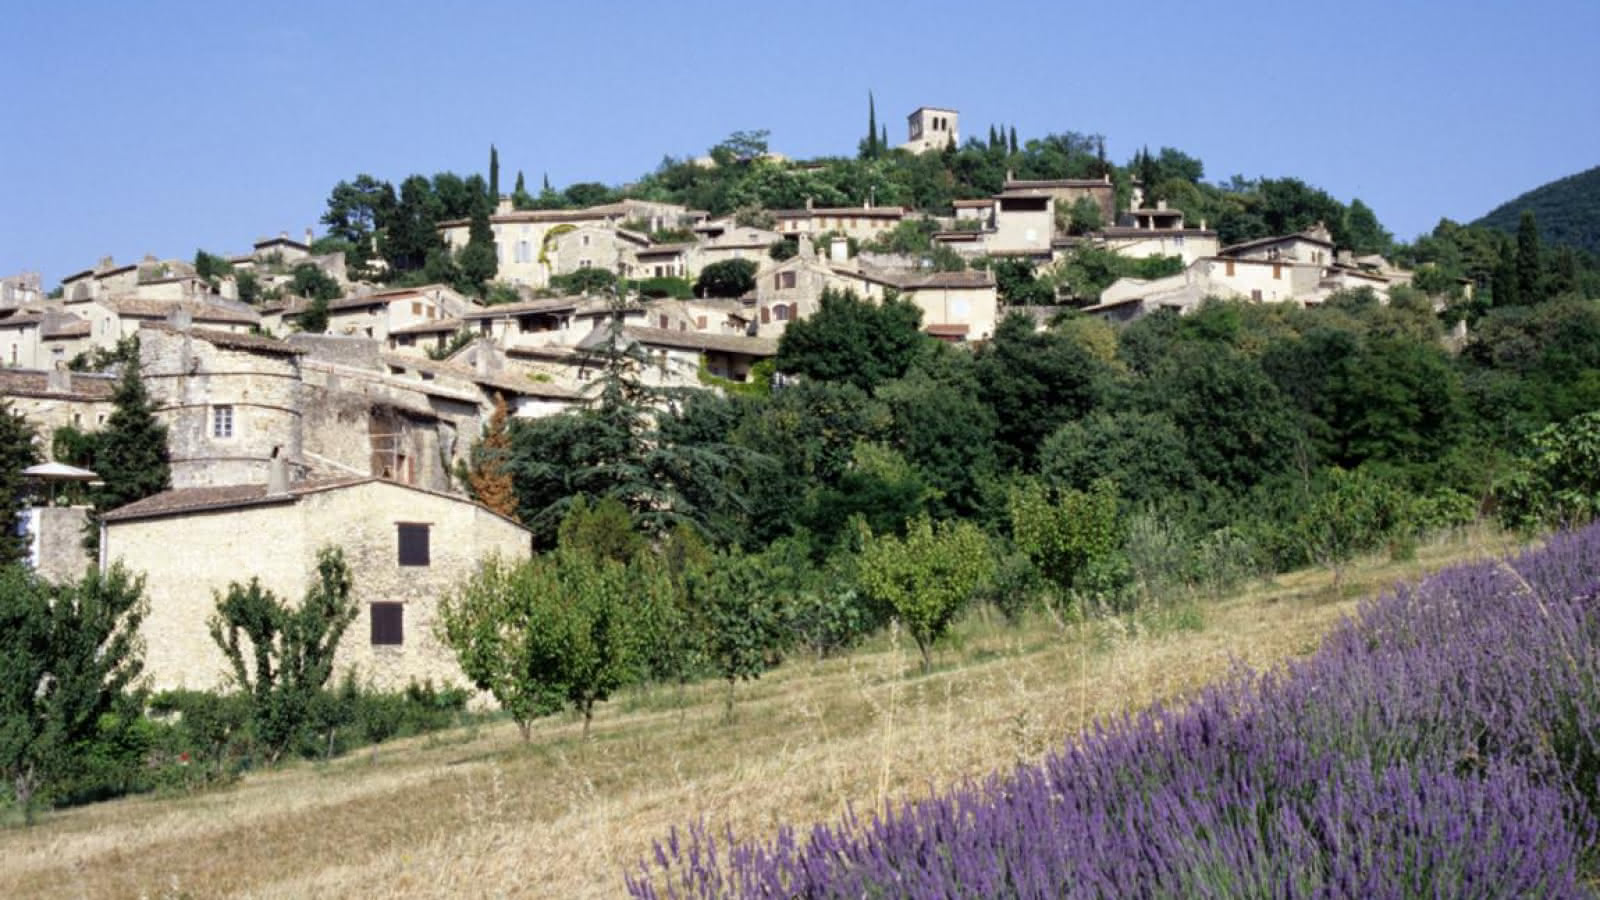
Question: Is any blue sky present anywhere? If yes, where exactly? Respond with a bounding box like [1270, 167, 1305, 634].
[4, 0, 1596, 286]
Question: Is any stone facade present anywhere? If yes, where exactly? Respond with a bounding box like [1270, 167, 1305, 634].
[102, 478, 532, 694]
[20, 505, 93, 583]
[0, 369, 117, 458]
[139, 324, 306, 489]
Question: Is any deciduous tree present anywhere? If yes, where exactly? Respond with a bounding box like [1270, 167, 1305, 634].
[858, 515, 993, 672]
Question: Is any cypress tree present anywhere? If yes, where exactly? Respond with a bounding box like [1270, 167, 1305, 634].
[1515, 209, 1543, 303]
[1008, 126, 1018, 155]
[880, 124, 888, 153]
[514, 170, 526, 194]
[92, 361, 170, 514]
[489, 144, 500, 204]
[459, 187, 499, 296]
[867, 91, 878, 158]
[0, 399, 40, 566]
[1492, 240, 1519, 307]
[988, 125, 998, 149]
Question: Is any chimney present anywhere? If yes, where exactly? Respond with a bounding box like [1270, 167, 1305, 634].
[829, 236, 849, 262]
[1201, 218, 1208, 231]
[1005, 169, 1015, 183]
[279, 231, 289, 240]
[97, 256, 115, 272]
[166, 306, 193, 332]
[267, 447, 289, 496]
[797, 234, 815, 260]
[805, 196, 814, 211]
[305, 227, 314, 247]
[1103, 173, 1111, 184]
[475, 341, 492, 375]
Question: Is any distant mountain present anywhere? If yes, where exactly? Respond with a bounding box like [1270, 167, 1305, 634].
[1474, 165, 1600, 255]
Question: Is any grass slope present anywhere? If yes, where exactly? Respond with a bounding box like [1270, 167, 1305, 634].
[1474, 165, 1600, 255]
[0, 529, 1519, 899]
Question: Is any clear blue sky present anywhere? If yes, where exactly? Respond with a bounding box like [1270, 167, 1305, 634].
[4, 0, 1596, 287]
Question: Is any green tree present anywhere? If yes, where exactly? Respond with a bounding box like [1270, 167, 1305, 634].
[776, 288, 927, 391]
[0, 400, 41, 566]
[991, 258, 1054, 305]
[976, 313, 1105, 470]
[694, 258, 758, 298]
[320, 174, 395, 274]
[90, 363, 169, 515]
[1497, 410, 1600, 530]
[289, 263, 341, 302]
[488, 144, 500, 205]
[864, 91, 879, 159]
[297, 296, 330, 334]
[236, 269, 262, 304]
[877, 354, 998, 519]
[692, 551, 785, 718]
[858, 516, 993, 672]
[1492, 240, 1519, 307]
[768, 239, 796, 262]
[1007, 477, 1125, 610]
[0, 564, 146, 822]
[208, 547, 357, 765]
[1343, 198, 1392, 256]
[1516, 209, 1543, 303]
[512, 170, 534, 209]
[383, 174, 445, 274]
[193, 250, 233, 289]
[439, 549, 648, 739]
[1040, 411, 1196, 508]
[457, 185, 498, 296]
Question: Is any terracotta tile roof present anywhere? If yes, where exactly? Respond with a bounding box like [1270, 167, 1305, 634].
[1218, 229, 1334, 256]
[1098, 227, 1217, 238]
[830, 265, 995, 291]
[102, 476, 532, 532]
[102, 296, 261, 325]
[1002, 177, 1112, 190]
[141, 322, 305, 356]
[389, 318, 466, 337]
[635, 242, 694, 256]
[774, 206, 906, 219]
[925, 323, 971, 337]
[952, 199, 994, 207]
[0, 369, 116, 401]
[463, 296, 584, 319]
[588, 325, 777, 357]
[378, 353, 582, 401]
[41, 314, 90, 338]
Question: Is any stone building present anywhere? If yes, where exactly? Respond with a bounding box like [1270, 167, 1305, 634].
[139, 323, 306, 489]
[902, 106, 959, 154]
[0, 368, 117, 457]
[100, 474, 533, 694]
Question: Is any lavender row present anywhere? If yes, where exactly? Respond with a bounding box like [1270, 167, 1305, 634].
[627, 527, 1600, 898]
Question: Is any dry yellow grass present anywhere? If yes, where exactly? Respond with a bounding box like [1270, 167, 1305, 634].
[0, 528, 1520, 899]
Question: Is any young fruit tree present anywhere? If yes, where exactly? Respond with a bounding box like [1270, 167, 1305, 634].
[692, 551, 786, 719]
[207, 546, 357, 765]
[439, 549, 646, 740]
[858, 516, 994, 673]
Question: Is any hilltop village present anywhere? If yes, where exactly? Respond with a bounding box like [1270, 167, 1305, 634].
[0, 106, 1433, 694]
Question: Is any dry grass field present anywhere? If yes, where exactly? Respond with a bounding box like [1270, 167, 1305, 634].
[0, 528, 1522, 899]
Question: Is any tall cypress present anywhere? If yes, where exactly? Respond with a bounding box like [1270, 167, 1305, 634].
[1008, 126, 1018, 155]
[1492, 240, 1519, 307]
[489, 144, 500, 203]
[867, 91, 878, 158]
[881, 124, 888, 153]
[1515, 210, 1542, 303]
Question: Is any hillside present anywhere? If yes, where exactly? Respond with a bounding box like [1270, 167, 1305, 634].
[1474, 164, 1600, 254]
[0, 534, 1515, 898]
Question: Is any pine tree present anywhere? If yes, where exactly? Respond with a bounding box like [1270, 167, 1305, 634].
[1515, 209, 1543, 303]
[92, 362, 170, 514]
[468, 393, 518, 520]
[0, 399, 40, 566]
[866, 91, 878, 158]
[489, 144, 500, 204]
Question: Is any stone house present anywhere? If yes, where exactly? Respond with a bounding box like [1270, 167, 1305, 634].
[1001, 172, 1117, 226]
[100, 474, 533, 694]
[692, 226, 785, 273]
[0, 368, 116, 456]
[774, 200, 907, 242]
[577, 325, 776, 386]
[386, 318, 469, 357]
[630, 242, 694, 280]
[1085, 202, 1220, 266]
[316, 284, 476, 340]
[825, 265, 999, 342]
[1, 272, 43, 309]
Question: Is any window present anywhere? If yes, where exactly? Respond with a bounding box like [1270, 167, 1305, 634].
[696, 316, 707, 330]
[781, 271, 797, 289]
[659, 314, 670, 329]
[579, 258, 592, 269]
[1272, 264, 1282, 280]
[397, 523, 430, 566]
[412, 302, 422, 315]
[774, 304, 790, 322]
[1251, 289, 1263, 302]
[370, 602, 404, 646]
[1224, 260, 1236, 277]
[581, 234, 590, 247]
[212, 405, 233, 438]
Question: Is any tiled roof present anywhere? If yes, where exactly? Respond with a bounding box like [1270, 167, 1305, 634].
[0, 369, 116, 401]
[102, 296, 261, 325]
[830, 265, 995, 291]
[462, 296, 584, 319]
[101, 476, 531, 532]
[1219, 229, 1334, 256]
[389, 317, 466, 337]
[586, 325, 777, 357]
[774, 206, 906, 219]
[635, 242, 694, 256]
[140, 322, 305, 356]
[41, 314, 90, 339]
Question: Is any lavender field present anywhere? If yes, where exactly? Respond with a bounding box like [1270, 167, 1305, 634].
[631, 527, 1600, 899]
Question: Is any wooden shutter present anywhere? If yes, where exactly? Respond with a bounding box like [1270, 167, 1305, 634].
[397, 523, 430, 566]
[760, 306, 770, 324]
[370, 602, 404, 645]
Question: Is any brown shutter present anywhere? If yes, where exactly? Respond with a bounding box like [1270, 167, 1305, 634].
[761, 306, 770, 324]
[397, 523, 430, 566]
[370, 602, 404, 645]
